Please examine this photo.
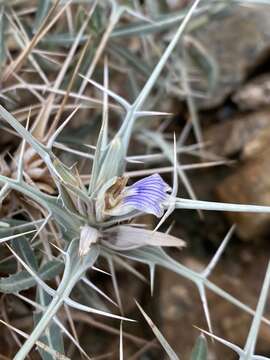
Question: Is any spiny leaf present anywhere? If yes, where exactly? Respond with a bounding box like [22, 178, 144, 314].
[0, 260, 64, 294]
[136, 300, 179, 360]
[110, 246, 270, 329]
[34, 0, 51, 31]
[12, 237, 38, 271]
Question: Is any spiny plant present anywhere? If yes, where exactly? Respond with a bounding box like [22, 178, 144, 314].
[0, 0, 270, 359]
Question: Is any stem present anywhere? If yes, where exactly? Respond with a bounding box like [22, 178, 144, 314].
[14, 271, 76, 360]
[0, 175, 51, 208]
[175, 198, 270, 214]
[14, 243, 99, 360]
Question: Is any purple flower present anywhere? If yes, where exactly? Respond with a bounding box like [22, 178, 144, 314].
[105, 174, 171, 218]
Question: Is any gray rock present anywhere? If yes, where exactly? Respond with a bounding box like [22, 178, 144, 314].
[191, 5, 270, 108]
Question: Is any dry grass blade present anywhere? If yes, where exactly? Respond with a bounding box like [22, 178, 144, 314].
[2, 0, 64, 81]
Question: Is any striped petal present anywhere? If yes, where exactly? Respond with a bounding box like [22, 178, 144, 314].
[106, 174, 170, 218]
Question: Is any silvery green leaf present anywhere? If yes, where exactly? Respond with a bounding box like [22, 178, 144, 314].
[16, 292, 90, 359]
[12, 236, 38, 271]
[92, 137, 124, 195]
[0, 260, 64, 293]
[0, 230, 36, 245]
[58, 183, 80, 215]
[0, 105, 51, 170]
[44, 197, 83, 241]
[8, 241, 121, 325]
[0, 219, 43, 234]
[52, 157, 79, 187]
[13, 241, 99, 359]
[33, 0, 51, 31]
[76, 281, 110, 313]
[191, 335, 208, 360]
[0, 174, 82, 241]
[41, 33, 88, 47]
[110, 246, 270, 328]
[111, 10, 197, 38]
[67, 239, 100, 278]
[88, 70, 111, 194]
[0, 106, 78, 188]
[53, 158, 92, 208]
[111, 2, 230, 38]
[95, 176, 118, 222]
[103, 225, 186, 250]
[38, 197, 82, 241]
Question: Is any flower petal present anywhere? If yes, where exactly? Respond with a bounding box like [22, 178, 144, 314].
[106, 174, 170, 218]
